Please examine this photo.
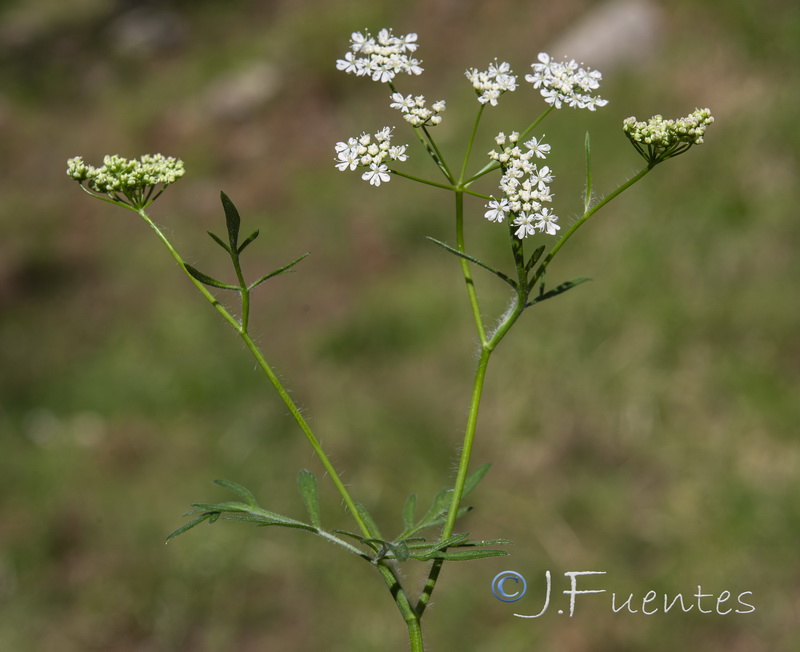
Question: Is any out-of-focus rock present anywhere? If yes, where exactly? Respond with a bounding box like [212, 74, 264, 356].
[202, 62, 282, 122]
[108, 7, 187, 57]
[548, 0, 664, 70]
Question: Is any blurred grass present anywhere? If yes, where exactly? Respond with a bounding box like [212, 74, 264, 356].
[1, 0, 799, 650]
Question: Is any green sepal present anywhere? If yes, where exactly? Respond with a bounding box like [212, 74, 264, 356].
[238, 229, 260, 254]
[525, 277, 591, 308]
[214, 478, 257, 507]
[207, 230, 232, 254]
[427, 237, 517, 289]
[220, 191, 241, 251]
[247, 252, 310, 291]
[297, 469, 321, 529]
[185, 264, 241, 291]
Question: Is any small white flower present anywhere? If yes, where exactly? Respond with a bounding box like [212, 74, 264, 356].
[484, 198, 509, 223]
[525, 136, 551, 159]
[525, 52, 607, 111]
[513, 213, 537, 239]
[362, 162, 391, 186]
[534, 207, 560, 235]
[390, 92, 415, 111]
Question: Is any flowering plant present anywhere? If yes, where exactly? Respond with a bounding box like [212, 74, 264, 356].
[67, 27, 712, 651]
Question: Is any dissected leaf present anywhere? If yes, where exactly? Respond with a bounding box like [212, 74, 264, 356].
[355, 502, 382, 539]
[525, 277, 591, 308]
[462, 463, 491, 498]
[214, 479, 257, 507]
[419, 548, 509, 561]
[220, 191, 241, 251]
[248, 252, 310, 291]
[207, 230, 232, 254]
[185, 264, 240, 291]
[297, 469, 321, 529]
[402, 493, 416, 531]
[165, 513, 215, 542]
[525, 244, 546, 273]
[237, 229, 260, 254]
[427, 237, 517, 289]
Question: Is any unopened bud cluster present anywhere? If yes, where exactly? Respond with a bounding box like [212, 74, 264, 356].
[336, 29, 422, 83]
[623, 108, 714, 165]
[390, 93, 446, 127]
[486, 132, 560, 238]
[465, 60, 517, 106]
[66, 154, 185, 207]
[334, 127, 409, 186]
[525, 53, 607, 111]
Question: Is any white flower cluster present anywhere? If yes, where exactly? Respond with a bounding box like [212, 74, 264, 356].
[336, 29, 422, 83]
[464, 60, 517, 106]
[485, 132, 560, 238]
[66, 154, 185, 195]
[623, 108, 714, 164]
[525, 53, 607, 111]
[334, 127, 408, 186]
[389, 93, 446, 127]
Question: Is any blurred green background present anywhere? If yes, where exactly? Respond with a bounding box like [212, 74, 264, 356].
[1, 0, 798, 650]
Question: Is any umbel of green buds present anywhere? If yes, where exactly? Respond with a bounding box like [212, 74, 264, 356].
[623, 108, 714, 167]
[66, 154, 185, 209]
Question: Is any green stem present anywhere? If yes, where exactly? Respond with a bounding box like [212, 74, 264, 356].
[455, 191, 487, 344]
[530, 165, 652, 290]
[133, 207, 375, 541]
[459, 104, 486, 184]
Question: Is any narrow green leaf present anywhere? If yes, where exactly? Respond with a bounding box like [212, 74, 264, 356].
[220, 191, 241, 251]
[525, 277, 591, 308]
[584, 131, 593, 212]
[297, 469, 321, 529]
[424, 505, 472, 530]
[223, 515, 317, 531]
[402, 493, 416, 531]
[185, 264, 241, 291]
[355, 502, 382, 539]
[426, 237, 518, 289]
[207, 230, 232, 254]
[525, 244, 546, 273]
[419, 548, 509, 561]
[247, 252, 310, 291]
[414, 488, 450, 532]
[462, 462, 491, 498]
[237, 229, 260, 254]
[214, 479, 257, 507]
[165, 513, 214, 542]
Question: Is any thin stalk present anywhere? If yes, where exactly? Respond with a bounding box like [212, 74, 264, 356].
[134, 207, 375, 542]
[455, 191, 487, 344]
[530, 165, 652, 290]
[458, 104, 486, 184]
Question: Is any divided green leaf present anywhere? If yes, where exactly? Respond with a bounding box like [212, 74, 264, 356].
[297, 469, 321, 529]
[185, 264, 241, 291]
[526, 277, 591, 308]
[220, 191, 241, 251]
[427, 237, 517, 289]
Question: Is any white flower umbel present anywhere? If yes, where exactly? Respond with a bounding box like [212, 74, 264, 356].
[623, 108, 714, 166]
[465, 60, 517, 106]
[66, 154, 185, 209]
[334, 127, 409, 186]
[390, 93, 446, 127]
[336, 28, 423, 83]
[525, 53, 607, 111]
[486, 131, 560, 239]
